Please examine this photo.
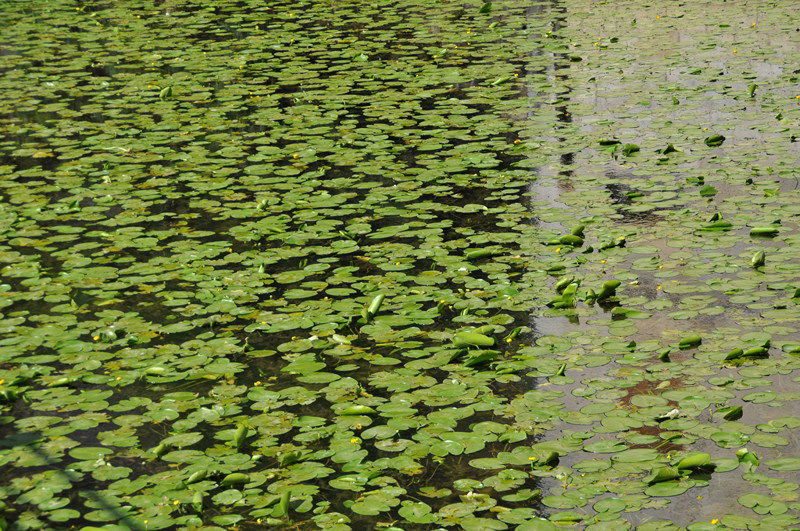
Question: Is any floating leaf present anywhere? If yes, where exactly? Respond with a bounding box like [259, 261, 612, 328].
[704, 134, 726, 147]
[699, 185, 718, 197]
[715, 406, 743, 421]
[490, 76, 513, 86]
[466, 249, 497, 260]
[595, 280, 621, 301]
[367, 293, 384, 317]
[751, 251, 765, 268]
[678, 335, 702, 349]
[453, 331, 495, 348]
[644, 481, 691, 497]
[274, 490, 291, 518]
[750, 227, 779, 237]
[621, 143, 640, 156]
[646, 467, 680, 484]
[464, 350, 499, 367]
[675, 453, 712, 470]
[762, 457, 800, 472]
[220, 473, 249, 487]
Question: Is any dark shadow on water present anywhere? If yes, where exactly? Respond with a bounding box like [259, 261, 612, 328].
[1, 430, 144, 530]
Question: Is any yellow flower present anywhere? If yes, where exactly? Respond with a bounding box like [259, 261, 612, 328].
[528, 456, 538, 461]
[254, 381, 262, 386]
[733, 49, 738, 54]
[350, 437, 360, 443]
[657, 285, 662, 290]
[711, 519, 719, 525]
[292, 153, 299, 159]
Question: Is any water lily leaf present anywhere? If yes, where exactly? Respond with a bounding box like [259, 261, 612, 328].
[765, 458, 800, 471]
[699, 185, 717, 197]
[5, 0, 800, 526]
[676, 452, 712, 470]
[678, 335, 702, 349]
[593, 497, 626, 513]
[68, 447, 113, 461]
[398, 501, 436, 523]
[464, 350, 498, 367]
[213, 489, 243, 505]
[646, 466, 680, 484]
[750, 227, 779, 237]
[583, 440, 626, 453]
[711, 431, 749, 448]
[714, 406, 743, 421]
[339, 405, 377, 416]
[743, 390, 777, 403]
[453, 331, 495, 348]
[611, 448, 659, 463]
[47, 509, 80, 522]
[621, 144, 640, 156]
[541, 494, 586, 509]
[644, 481, 691, 497]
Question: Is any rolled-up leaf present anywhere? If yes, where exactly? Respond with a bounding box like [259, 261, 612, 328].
[676, 452, 711, 470]
[453, 331, 495, 348]
[220, 473, 249, 487]
[678, 335, 701, 349]
[647, 466, 680, 484]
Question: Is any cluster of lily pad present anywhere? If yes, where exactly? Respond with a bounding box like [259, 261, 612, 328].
[1, 0, 800, 529]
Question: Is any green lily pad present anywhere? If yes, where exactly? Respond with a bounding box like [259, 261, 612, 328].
[644, 481, 691, 497]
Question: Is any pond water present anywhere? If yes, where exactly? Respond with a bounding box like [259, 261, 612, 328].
[1, 0, 800, 529]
